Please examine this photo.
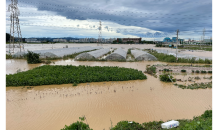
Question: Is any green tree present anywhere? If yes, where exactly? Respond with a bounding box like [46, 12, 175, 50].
[26, 51, 42, 64]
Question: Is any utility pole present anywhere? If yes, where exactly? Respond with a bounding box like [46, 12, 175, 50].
[98, 20, 102, 46]
[203, 28, 205, 45]
[176, 29, 179, 62]
[8, 0, 22, 54]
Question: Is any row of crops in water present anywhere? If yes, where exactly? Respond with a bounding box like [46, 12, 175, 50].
[6, 65, 147, 86]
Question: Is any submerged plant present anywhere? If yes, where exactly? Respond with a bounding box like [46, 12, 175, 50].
[159, 73, 176, 82]
[181, 69, 186, 72]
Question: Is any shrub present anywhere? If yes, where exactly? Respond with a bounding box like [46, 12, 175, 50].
[73, 82, 78, 86]
[181, 70, 186, 72]
[192, 70, 194, 73]
[163, 69, 170, 72]
[61, 116, 93, 130]
[110, 121, 145, 130]
[26, 51, 41, 64]
[142, 121, 164, 129]
[159, 73, 175, 82]
[201, 71, 207, 73]
[146, 66, 156, 75]
[195, 70, 200, 73]
[208, 71, 212, 73]
[194, 76, 200, 80]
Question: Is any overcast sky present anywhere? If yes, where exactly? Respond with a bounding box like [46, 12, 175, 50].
[5, 0, 212, 41]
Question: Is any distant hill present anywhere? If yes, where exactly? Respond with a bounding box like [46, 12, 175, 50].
[5, 33, 10, 42]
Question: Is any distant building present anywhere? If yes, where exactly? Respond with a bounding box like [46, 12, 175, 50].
[163, 37, 184, 43]
[117, 38, 141, 43]
[203, 39, 212, 43]
[53, 39, 67, 42]
[25, 38, 41, 43]
[163, 37, 172, 42]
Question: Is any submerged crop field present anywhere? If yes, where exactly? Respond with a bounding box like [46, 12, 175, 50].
[6, 65, 147, 86]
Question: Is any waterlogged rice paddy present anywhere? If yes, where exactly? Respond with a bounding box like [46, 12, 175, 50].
[6, 59, 212, 130]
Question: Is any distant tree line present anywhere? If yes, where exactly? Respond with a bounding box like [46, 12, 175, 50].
[112, 40, 155, 44]
[6, 33, 26, 43]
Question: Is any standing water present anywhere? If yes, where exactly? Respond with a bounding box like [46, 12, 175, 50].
[6, 59, 212, 130]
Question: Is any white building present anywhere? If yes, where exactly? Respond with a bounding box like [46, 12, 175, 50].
[53, 39, 67, 42]
[25, 38, 41, 43]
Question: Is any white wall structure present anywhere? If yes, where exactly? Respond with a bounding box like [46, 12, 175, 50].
[131, 50, 157, 61]
[105, 48, 127, 60]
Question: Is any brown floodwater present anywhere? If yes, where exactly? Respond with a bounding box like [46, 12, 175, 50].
[6, 59, 212, 130]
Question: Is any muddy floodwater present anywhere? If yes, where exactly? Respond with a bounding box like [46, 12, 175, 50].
[6, 59, 212, 130]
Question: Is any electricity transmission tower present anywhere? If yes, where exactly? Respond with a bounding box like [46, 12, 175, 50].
[8, 0, 22, 53]
[98, 21, 102, 46]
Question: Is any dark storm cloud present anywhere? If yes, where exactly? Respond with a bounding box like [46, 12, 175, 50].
[8, 0, 212, 38]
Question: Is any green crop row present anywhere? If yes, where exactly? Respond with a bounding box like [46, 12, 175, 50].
[6, 65, 147, 86]
[61, 110, 212, 130]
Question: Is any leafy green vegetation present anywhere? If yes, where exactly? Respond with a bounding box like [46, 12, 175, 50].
[201, 70, 207, 73]
[195, 70, 200, 73]
[163, 69, 170, 72]
[110, 121, 144, 130]
[26, 51, 42, 64]
[6, 54, 13, 59]
[61, 116, 93, 130]
[6, 65, 147, 86]
[146, 65, 156, 75]
[144, 110, 212, 130]
[159, 73, 176, 82]
[175, 46, 212, 51]
[148, 50, 212, 64]
[62, 110, 212, 130]
[208, 71, 212, 73]
[155, 44, 212, 51]
[203, 76, 212, 80]
[174, 82, 212, 89]
[194, 76, 201, 80]
[181, 69, 186, 72]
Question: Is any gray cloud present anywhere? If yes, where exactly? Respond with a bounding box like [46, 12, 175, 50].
[6, 0, 212, 39]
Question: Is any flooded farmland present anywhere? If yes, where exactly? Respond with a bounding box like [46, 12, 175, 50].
[6, 59, 212, 130]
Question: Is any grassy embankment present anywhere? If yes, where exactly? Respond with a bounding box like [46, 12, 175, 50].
[156, 44, 212, 51]
[175, 45, 212, 51]
[147, 50, 212, 64]
[61, 110, 212, 130]
[6, 65, 147, 86]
